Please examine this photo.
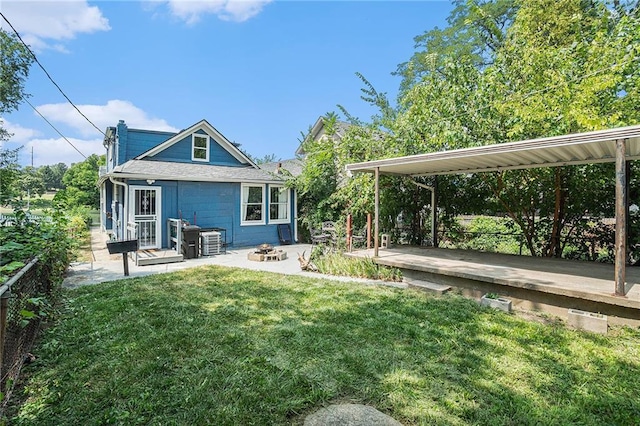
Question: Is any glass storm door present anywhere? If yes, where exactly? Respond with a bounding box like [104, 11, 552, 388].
[130, 186, 161, 249]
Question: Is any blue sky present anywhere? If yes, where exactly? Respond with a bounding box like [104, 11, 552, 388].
[1, 1, 452, 166]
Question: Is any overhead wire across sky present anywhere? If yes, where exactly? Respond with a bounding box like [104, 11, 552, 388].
[1, 11, 105, 160]
[23, 98, 87, 159]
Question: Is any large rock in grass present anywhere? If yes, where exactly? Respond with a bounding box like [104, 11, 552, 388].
[304, 404, 403, 426]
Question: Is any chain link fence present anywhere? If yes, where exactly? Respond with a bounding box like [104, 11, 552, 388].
[0, 256, 56, 411]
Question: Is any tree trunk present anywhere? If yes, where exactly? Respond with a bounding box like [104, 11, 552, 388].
[545, 168, 567, 258]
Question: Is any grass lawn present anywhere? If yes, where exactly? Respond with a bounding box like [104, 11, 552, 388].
[0, 192, 56, 215]
[9, 267, 640, 425]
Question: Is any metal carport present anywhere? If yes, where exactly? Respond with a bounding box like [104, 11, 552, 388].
[346, 124, 640, 297]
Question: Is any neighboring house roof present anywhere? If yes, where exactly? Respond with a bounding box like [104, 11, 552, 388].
[136, 119, 258, 168]
[295, 116, 353, 156]
[260, 158, 305, 177]
[100, 160, 284, 184]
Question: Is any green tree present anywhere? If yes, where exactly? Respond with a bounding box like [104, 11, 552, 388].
[37, 163, 67, 191]
[58, 154, 104, 208]
[298, 0, 640, 260]
[479, 0, 640, 256]
[0, 147, 21, 205]
[1, 28, 33, 206]
[20, 166, 46, 197]
[50, 162, 68, 190]
[1, 28, 33, 142]
[249, 153, 280, 165]
[395, 0, 518, 97]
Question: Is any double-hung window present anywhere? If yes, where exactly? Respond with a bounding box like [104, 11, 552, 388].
[241, 184, 265, 225]
[269, 185, 289, 224]
[192, 134, 209, 162]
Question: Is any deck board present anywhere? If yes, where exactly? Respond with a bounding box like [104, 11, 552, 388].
[136, 250, 184, 266]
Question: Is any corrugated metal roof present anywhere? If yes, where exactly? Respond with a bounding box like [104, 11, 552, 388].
[103, 159, 283, 183]
[346, 125, 640, 176]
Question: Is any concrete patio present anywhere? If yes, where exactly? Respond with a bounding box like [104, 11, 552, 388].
[63, 227, 399, 289]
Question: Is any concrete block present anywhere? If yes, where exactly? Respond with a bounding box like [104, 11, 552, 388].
[404, 277, 451, 295]
[264, 251, 287, 261]
[247, 252, 264, 261]
[567, 309, 608, 334]
[481, 294, 512, 312]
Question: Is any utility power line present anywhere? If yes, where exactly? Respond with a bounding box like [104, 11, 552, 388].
[24, 98, 87, 159]
[0, 11, 106, 138]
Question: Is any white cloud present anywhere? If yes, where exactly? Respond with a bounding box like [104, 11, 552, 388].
[1, 119, 42, 144]
[24, 137, 104, 166]
[0, 1, 110, 51]
[163, 0, 272, 24]
[35, 100, 179, 137]
[2, 100, 178, 165]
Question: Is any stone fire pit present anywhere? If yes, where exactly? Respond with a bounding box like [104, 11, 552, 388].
[247, 243, 288, 262]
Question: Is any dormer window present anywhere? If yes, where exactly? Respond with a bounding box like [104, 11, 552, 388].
[192, 134, 210, 162]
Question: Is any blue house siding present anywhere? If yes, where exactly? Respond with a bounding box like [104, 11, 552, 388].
[124, 181, 291, 249]
[125, 130, 174, 161]
[102, 119, 295, 251]
[115, 121, 128, 166]
[115, 121, 176, 165]
[149, 131, 243, 166]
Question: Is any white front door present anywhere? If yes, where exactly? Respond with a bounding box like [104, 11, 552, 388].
[129, 186, 161, 250]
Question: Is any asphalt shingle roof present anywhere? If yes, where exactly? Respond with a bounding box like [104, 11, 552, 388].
[260, 158, 304, 177]
[110, 160, 284, 183]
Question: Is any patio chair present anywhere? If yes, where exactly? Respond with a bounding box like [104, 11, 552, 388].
[321, 221, 338, 245]
[350, 225, 367, 248]
[321, 221, 336, 232]
[310, 227, 329, 245]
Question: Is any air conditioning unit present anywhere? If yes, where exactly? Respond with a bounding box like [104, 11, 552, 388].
[201, 231, 222, 256]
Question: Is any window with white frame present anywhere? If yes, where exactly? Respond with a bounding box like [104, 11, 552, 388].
[269, 185, 289, 223]
[192, 134, 209, 162]
[241, 184, 265, 225]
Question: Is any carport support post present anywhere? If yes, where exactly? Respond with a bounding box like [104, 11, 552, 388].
[374, 167, 380, 257]
[614, 138, 627, 296]
[432, 176, 438, 248]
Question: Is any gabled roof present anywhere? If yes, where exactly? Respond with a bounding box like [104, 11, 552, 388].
[346, 125, 640, 177]
[295, 116, 353, 156]
[260, 158, 304, 177]
[99, 159, 284, 184]
[136, 119, 258, 168]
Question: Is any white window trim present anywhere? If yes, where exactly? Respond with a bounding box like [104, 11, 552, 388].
[269, 185, 290, 225]
[192, 133, 210, 162]
[241, 183, 266, 226]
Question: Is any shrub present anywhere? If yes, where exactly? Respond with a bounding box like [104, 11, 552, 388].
[311, 248, 402, 281]
[442, 216, 522, 255]
[0, 210, 73, 286]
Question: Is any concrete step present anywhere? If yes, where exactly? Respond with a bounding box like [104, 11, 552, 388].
[404, 277, 451, 295]
[136, 250, 184, 266]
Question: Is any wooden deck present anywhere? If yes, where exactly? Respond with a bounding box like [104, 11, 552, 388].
[135, 249, 184, 266]
[346, 247, 640, 326]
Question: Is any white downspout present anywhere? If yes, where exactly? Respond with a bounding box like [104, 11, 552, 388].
[109, 176, 128, 240]
[293, 188, 298, 242]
